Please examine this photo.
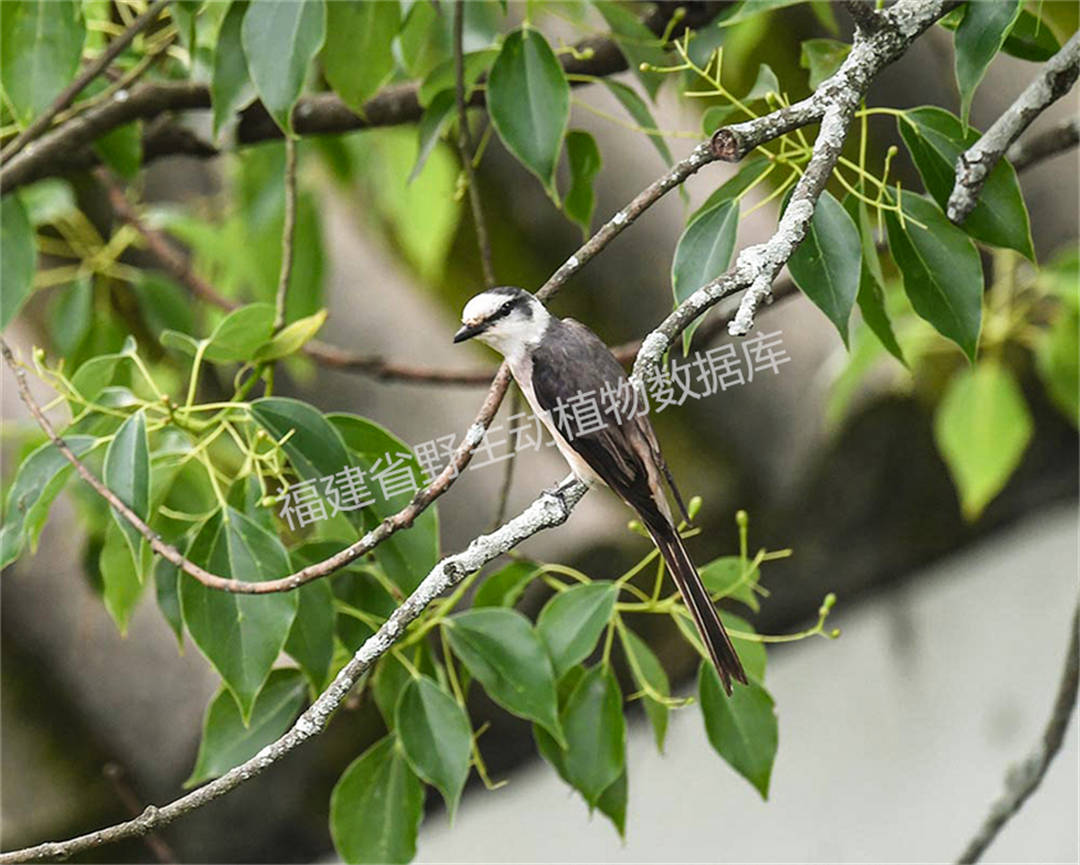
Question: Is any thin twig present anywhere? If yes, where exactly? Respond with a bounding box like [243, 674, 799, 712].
[0, 477, 587, 865]
[273, 136, 298, 333]
[1006, 117, 1080, 172]
[956, 600, 1079, 864]
[454, 0, 495, 289]
[0, 0, 172, 164]
[948, 30, 1080, 223]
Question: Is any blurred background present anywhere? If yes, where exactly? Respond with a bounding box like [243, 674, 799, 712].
[2, 1, 1077, 862]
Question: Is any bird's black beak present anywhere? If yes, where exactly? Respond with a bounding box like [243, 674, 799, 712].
[453, 322, 484, 343]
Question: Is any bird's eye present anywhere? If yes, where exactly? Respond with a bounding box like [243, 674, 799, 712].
[500, 301, 514, 314]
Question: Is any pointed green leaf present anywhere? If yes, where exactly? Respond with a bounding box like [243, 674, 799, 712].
[180, 508, 299, 720]
[408, 89, 455, 184]
[186, 668, 307, 787]
[100, 519, 145, 634]
[487, 27, 569, 197]
[1036, 301, 1079, 425]
[285, 579, 335, 691]
[564, 130, 602, 239]
[253, 309, 327, 361]
[934, 361, 1033, 519]
[885, 191, 983, 361]
[251, 397, 352, 483]
[954, 0, 1021, 125]
[322, 0, 399, 114]
[1, 193, 36, 328]
[898, 106, 1034, 259]
[561, 666, 626, 807]
[1001, 9, 1060, 61]
[205, 302, 276, 362]
[699, 555, 760, 612]
[537, 581, 617, 677]
[698, 662, 777, 799]
[672, 199, 739, 353]
[473, 560, 539, 608]
[93, 120, 141, 180]
[211, 1, 254, 138]
[153, 557, 184, 647]
[240, 0, 326, 134]
[395, 675, 472, 818]
[594, 2, 668, 101]
[0, 0, 85, 127]
[596, 769, 628, 838]
[103, 409, 150, 568]
[844, 195, 906, 366]
[618, 627, 670, 752]
[330, 736, 424, 865]
[445, 607, 563, 744]
[787, 189, 861, 347]
[418, 48, 498, 108]
[744, 63, 780, 102]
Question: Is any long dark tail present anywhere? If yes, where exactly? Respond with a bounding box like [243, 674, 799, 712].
[642, 514, 748, 694]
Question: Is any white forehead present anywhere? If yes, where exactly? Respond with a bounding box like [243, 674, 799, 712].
[461, 291, 511, 324]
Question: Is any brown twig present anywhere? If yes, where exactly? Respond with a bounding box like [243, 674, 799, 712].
[1005, 117, 1080, 172]
[103, 763, 176, 864]
[956, 600, 1079, 864]
[273, 136, 298, 333]
[0, 0, 172, 164]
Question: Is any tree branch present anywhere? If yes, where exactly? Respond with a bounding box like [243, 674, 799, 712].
[634, 0, 959, 382]
[948, 30, 1080, 224]
[272, 136, 298, 333]
[1005, 117, 1080, 172]
[956, 600, 1079, 864]
[0, 0, 172, 164]
[0, 2, 724, 195]
[0, 476, 587, 865]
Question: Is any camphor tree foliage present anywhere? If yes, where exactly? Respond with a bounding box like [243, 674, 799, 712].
[0, 0, 1077, 862]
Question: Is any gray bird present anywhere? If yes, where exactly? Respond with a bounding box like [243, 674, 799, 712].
[454, 286, 747, 693]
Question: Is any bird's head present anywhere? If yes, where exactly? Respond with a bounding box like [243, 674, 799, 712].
[453, 286, 550, 356]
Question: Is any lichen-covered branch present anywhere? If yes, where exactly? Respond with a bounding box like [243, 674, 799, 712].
[955, 600, 1079, 864]
[634, 0, 958, 384]
[948, 31, 1080, 224]
[1006, 117, 1080, 171]
[0, 477, 587, 865]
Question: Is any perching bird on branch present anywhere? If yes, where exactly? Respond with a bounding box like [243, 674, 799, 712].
[454, 286, 748, 693]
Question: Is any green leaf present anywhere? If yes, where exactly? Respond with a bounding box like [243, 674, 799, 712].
[800, 38, 850, 90]
[328, 412, 439, 591]
[898, 106, 1034, 259]
[675, 610, 766, 682]
[285, 579, 336, 691]
[487, 27, 570, 197]
[537, 581, 617, 677]
[787, 189, 861, 347]
[0, 435, 96, 568]
[594, 2, 668, 101]
[1036, 301, 1079, 425]
[596, 769, 628, 838]
[100, 519, 145, 634]
[473, 559, 539, 608]
[618, 627, 670, 752]
[211, 0, 254, 139]
[445, 607, 563, 744]
[672, 199, 739, 353]
[240, 0, 326, 134]
[408, 89, 455, 184]
[322, 0, 399, 114]
[69, 345, 129, 407]
[1001, 9, 1060, 61]
[253, 309, 327, 361]
[180, 508, 299, 721]
[418, 48, 498, 108]
[564, 130, 602, 239]
[251, 397, 352, 483]
[0, 0, 85, 127]
[954, 0, 1021, 125]
[698, 662, 777, 799]
[934, 361, 1033, 519]
[1, 193, 36, 328]
[93, 121, 142, 180]
[845, 196, 906, 366]
[330, 736, 424, 865]
[103, 409, 150, 569]
[696, 155, 773, 213]
[560, 666, 626, 807]
[744, 63, 780, 102]
[601, 79, 673, 168]
[205, 302, 276, 362]
[153, 558, 184, 647]
[885, 190, 983, 361]
[395, 675, 472, 819]
[698, 555, 760, 612]
[186, 668, 306, 787]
